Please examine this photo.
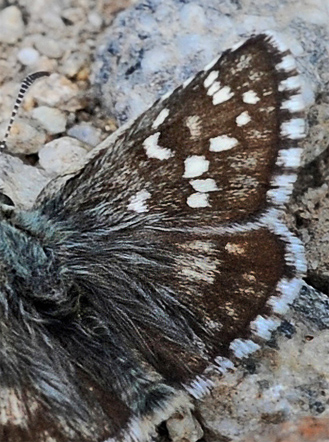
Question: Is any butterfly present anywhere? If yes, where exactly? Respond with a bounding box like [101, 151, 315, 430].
[0, 32, 306, 442]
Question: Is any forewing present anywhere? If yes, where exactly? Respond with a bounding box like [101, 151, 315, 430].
[42, 33, 304, 229]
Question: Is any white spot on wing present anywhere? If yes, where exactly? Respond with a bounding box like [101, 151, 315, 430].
[185, 115, 202, 139]
[185, 375, 215, 399]
[143, 132, 173, 160]
[213, 86, 234, 105]
[204, 70, 219, 88]
[249, 72, 262, 81]
[190, 178, 218, 192]
[207, 81, 221, 96]
[209, 135, 238, 152]
[183, 155, 209, 178]
[236, 54, 252, 71]
[180, 254, 217, 284]
[272, 173, 297, 189]
[215, 356, 235, 375]
[152, 108, 170, 129]
[128, 190, 151, 213]
[242, 90, 260, 104]
[236, 111, 251, 126]
[187, 192, 210, 208]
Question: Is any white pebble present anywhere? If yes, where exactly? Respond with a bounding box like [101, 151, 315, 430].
[17, 47, 40, 66]
[88, 12, 103, 29]
[0, 6, 24, 44]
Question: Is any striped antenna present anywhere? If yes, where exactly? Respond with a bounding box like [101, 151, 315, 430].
[0, 71, 50, 150]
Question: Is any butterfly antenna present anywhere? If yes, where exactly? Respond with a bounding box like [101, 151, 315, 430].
[0, 71, 51, 150]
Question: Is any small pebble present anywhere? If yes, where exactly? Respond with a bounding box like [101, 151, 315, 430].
[35, 36, 64, 59]
[0, 6, 24, 44]
[67, 122, 102, 147]
[32, 106, 67, 134]
[32, 74, 82, 111]
[39, 136, 88, 175]
[88, 12, 103, 29]
[17, 47, 40, 66]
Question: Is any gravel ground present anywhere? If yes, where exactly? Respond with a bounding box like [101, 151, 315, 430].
[0, 0, 133, 206]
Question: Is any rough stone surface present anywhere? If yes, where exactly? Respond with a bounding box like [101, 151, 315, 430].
[192, 285, 329, 441]
[94, 0, 320, 126]
[291, 149, 329, 296]
[243, 416, 329, 442]
[166, 409, 204, 442]
[0, 1, 329, 442]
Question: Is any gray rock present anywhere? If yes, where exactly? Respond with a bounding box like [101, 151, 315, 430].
[93, 0, 321, 127]
[32, 73, 84, 112]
